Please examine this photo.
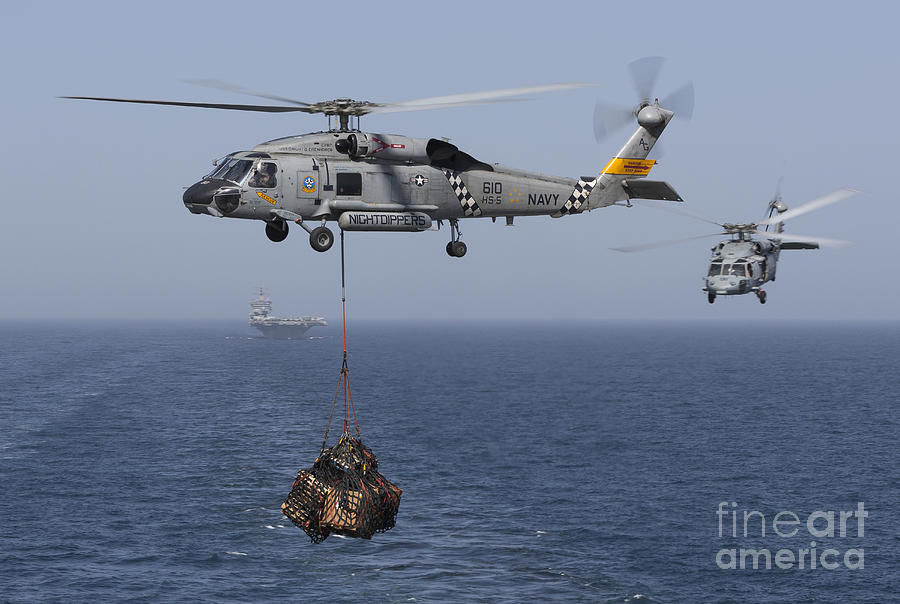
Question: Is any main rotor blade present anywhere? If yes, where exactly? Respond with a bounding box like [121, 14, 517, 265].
[628, 56, 665, 100]
[593, 100, 634, 141]
[752, 230, 854, 248]
[371, 98, 528, 115]
[182, 78, 312, 107]
[61, 96, 314, 113]
[663, 81, 694, 119]
[387, 82, 596, 107]
[611, 232, 722, 253]
[371, 82, 597, 114]
[65, 82, 596, 118]
[634, 199, 725, 227]
[757, 188, 859, 226]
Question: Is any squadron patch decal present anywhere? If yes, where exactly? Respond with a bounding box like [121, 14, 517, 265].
[301, 176, 317, 193]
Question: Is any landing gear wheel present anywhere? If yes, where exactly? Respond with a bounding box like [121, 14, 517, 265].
[446, 218, 466, 258]
[265, 221, 289, 243]
[708, 293, 716, 304]
[757, 290, 767, 304]
[309, 226, 334, 252]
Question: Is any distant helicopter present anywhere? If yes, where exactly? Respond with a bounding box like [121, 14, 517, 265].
[612, 188, 858, 303]
[63, 58, 692, 257]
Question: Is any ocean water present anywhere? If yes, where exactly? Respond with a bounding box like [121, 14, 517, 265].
[1, 320, 897, 602]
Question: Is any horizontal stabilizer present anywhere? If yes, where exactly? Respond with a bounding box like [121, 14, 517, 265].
[622, 179, 683, 202]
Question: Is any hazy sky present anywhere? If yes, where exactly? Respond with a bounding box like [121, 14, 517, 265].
[1, 0, 898, 321]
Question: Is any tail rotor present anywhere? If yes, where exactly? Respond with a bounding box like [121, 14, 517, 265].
[593, 56, 694, 143]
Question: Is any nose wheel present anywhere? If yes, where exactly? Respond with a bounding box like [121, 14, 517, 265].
[707, 293, 716, 304]
[446, 219, 467, 257]
[757, 290, 767, 304]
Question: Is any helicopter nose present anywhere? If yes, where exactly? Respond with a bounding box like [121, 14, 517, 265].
[708, 276, 735, 293]
[183, 178, 241, 215]
[183, 179, 220, 206]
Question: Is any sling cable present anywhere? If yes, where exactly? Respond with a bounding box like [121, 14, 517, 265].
[281, 230, 402, 543]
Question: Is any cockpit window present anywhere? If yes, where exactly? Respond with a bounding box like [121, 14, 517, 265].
[726, 263, 747, 277]
[249, 162, 278, 189]
[208, 159, 231, 178]
[208, 158, 253, 183]
[708, 262, 723, 276]
[210, 158, 251, 182]
[222, 160, 252, 183]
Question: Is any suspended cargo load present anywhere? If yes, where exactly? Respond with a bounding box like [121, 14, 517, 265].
[282, 432, 402, 543]
[282, 230, 402, 543]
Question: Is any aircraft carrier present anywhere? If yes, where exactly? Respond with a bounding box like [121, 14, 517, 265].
[249, 288, 327, 339]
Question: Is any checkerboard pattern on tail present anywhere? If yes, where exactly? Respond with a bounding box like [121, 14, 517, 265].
[282, 432, 402, 543]
[560, 178, 597, 215]
[442, 170, 483, 217]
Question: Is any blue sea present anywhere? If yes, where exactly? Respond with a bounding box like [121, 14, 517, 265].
[1, 321, 897, 602]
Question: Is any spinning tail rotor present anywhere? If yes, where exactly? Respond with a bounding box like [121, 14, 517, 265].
[593, 56, 694, 143]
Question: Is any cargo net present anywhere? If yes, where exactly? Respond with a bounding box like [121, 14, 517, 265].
[282, 431, 401, 543]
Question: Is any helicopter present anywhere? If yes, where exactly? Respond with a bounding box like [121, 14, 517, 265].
[63, 58, 693, 257]
[612, 187, 859, 303]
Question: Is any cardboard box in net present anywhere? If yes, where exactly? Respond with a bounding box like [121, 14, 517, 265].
[281, 470, 329, 529]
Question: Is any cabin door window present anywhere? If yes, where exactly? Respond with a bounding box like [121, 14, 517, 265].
[336, 172, 362, 196]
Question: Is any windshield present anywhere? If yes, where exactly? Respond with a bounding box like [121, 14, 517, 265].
[207, 158, 252, 183]
[725, 263, 747, 277]
[708, 262, 723, 276]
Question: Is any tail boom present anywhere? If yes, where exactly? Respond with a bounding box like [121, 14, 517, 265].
[588, 105, 674, 209]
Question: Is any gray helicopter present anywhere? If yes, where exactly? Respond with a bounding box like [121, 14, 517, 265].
[64, 58, 692, 257]
[612, 188, 858, 303]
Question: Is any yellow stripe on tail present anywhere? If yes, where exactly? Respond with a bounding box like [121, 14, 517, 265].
[601, 157, 656, 176]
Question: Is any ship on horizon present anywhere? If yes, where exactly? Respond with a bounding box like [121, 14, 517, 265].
[249, 288, 326, 339]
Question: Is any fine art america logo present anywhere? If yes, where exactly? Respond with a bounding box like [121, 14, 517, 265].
[715, 502, 867, 570]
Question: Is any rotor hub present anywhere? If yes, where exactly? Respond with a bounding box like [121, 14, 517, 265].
[310, 98, 383, 117]
[636, 103, 664, 129]
[722, 223, 757, 232]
